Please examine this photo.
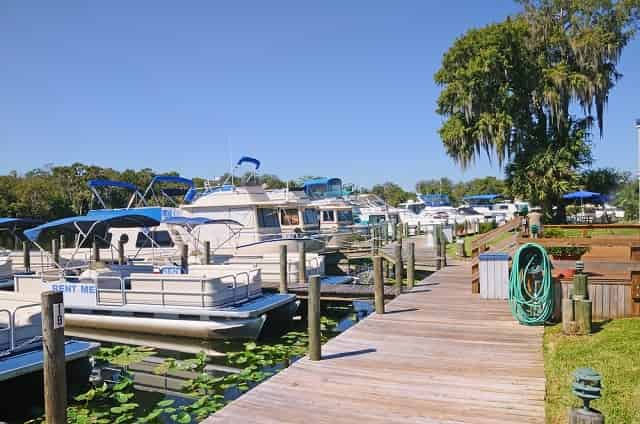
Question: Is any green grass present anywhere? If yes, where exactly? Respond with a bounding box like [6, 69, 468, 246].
[544, 319, 640, 423]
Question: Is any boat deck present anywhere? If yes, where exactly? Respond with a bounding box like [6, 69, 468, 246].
[207, 262, 545, 423]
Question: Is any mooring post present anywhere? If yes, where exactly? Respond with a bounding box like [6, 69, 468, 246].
[59, 234, 65, 250]
[51, 239, 60, 265]
[279, 245, 288, 294]
[403, 222, 409, 238]
[41, 290, 67, 424]
[439, 226, 447, 267]
[407, 242, 415, 290]
[308, 275, 321, 361]
[298, 242, 307, 285]
[417, 221, 421, 236]
[394, 243, 403, 294]
[181, 244, 189, 274]
[373, 256, 385, 314]
[92, 239, 100, 263]
[204, 241, 211, 265]
[23, 241, 31, 273]
[118, 239, 126, 265]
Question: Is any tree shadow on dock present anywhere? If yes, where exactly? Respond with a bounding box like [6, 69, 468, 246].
[321, 348, 376, 360]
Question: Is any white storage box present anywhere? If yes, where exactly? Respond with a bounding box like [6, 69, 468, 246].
[479, 252, 510, 299]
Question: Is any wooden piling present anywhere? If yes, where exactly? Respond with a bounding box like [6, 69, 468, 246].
[204, 241, 211, 265]
[394, 244, 403, 293]
[181, 244, 189, 273]
[59, 234, 65, 250]
[41, 290, 67, 424]
[573, 274, 588, 300]
[298, 242, 307, 285]
[308, 275, 321, 361]
[568, 408, 604, 424]
[574, 299, 592, 335]
[403, 223, 409, 238]
[439, 226, 447, 267]
[561, 298, 577, 335]
[416, 222, 421, 236]
[279, 245, 288, 294]
[51, 239, 60, 265]
[373, 256, 384, 314]
[118, 239, 126, 265]
[23, 241, 31, 273]
[407, 242, 415, 290]
[92, 239, 100, 263]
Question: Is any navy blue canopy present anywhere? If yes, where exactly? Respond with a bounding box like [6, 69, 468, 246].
[87, 179, 139, 192]
[236, 156, 260, 170]
[150, 175, 194, 188]
[562, 190, 601, 200]
[463, 194, 503, 202]
[24, 209, 163, 242]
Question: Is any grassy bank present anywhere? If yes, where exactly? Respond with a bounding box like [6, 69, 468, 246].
[544, 319, 640, 423]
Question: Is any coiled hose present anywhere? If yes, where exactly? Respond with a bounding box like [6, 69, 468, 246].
[509, 243, 554, 325]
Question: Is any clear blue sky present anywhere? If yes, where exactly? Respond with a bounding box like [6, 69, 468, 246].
[1, 1, 638, 191]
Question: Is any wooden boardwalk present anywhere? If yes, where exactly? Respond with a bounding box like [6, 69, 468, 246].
[206, 263, 545, 424]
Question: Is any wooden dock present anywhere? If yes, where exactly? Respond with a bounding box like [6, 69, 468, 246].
[206, 262, 545, 423]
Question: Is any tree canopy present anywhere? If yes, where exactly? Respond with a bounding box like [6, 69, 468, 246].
[435, 0, 639, 218]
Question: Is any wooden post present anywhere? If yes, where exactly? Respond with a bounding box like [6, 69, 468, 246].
[407, 242, 415, 290]
[394, 244, 403, 294]
[298, 242, 307, 285]
[403, 222, 409, 238]
[574, 299, 592, 335]
[23, 241, 31, 273]
[51, 239, 60, 265]
[59, 234, 65, 249]
[92, 239, 100, 263]
[41, 290, 67, 424]
[439, 226, 447, 267]
[417, 222, 421, 236]
[181, 244, 189, 274]
[568, 408, 604, 424]
[373, 256, 385, 314]
[397, 224, 404, 242]
[561, 298, 577, 335]
[279, 245, 288, 294]
[573, 274, 588, 300]
[204, 241, 211, 265]
[118, 239, 126, 265]
[308, 275, 321, 361]
[391, 223, 397, 241]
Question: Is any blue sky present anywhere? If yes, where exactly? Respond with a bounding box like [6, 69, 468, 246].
[1, 1, 638, 191]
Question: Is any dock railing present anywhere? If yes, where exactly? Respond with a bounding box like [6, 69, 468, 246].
[470, 216, 522, 293]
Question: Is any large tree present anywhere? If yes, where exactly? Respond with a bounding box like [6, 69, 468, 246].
[435, 0, 639, 220]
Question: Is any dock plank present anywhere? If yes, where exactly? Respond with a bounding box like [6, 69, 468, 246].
[206, 263, 545, 423]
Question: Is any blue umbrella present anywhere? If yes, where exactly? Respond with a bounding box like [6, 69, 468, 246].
[562, 190, 601, 200]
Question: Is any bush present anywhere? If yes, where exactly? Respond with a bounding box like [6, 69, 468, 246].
[479, 221, 497, 234]
[546, 246, 590, 258]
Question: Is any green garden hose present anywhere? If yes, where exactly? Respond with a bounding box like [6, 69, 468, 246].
[509, 243, 554, 325]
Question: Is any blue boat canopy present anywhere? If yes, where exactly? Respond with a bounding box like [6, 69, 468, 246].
[0, 218, 44, 231]
[150, 175, 194, 188]
[24, 209, 163, 242]
[463, 194, 504, 201]
[87, 179, 139, 192]
[236, 156, 261, 170]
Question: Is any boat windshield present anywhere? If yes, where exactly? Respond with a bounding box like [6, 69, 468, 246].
[303, 208, 319, 225]
[322, 210, 335, 222]
[257, 208, 280, 228]
[337, 210, 353, 223]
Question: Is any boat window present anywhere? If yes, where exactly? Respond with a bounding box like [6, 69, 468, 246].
[369, 215, 385, 224]
[135, 231, 174, 248]
[322, 210, 335, 222]
[257, 208, 280, 228]
[408, 204, 425, 214]
[303, 208, 319, 225]
[280, 208, 300, 226]
[337, 209, 353, 223]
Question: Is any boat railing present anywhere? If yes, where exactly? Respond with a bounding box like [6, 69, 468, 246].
[95, 271, 254, 309]
[0, 303, 42, 355]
